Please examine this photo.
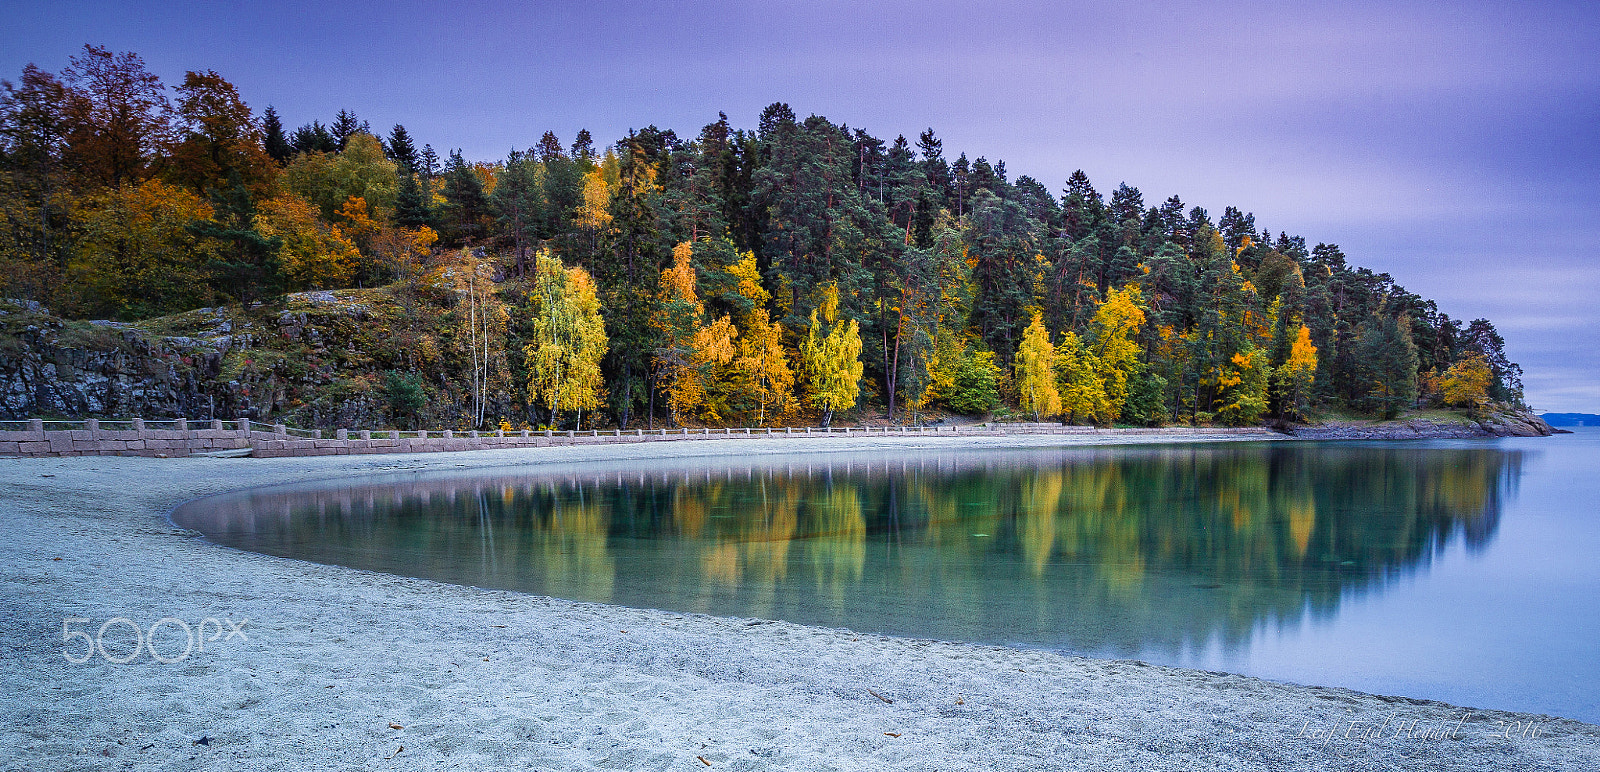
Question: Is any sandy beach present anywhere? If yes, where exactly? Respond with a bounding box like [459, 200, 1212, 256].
[2, 434, 1596, 771]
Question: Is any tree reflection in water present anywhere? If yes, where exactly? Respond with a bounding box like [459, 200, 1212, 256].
[178, 443, 1520, 657]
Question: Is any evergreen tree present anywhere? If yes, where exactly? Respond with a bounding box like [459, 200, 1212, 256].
[261, 106, 291, 164]
[418, 143, 440, 180]
[438, 149, 489, 245]
[570, 128, 594, 161]
[595, 133, 669, 428]
[490, 148, 542, 276]
[329, 109, 368, 150]
[1352, 314, 1420, 418]
[966, 188, 1037, 360]
[189, 170, 282, 303]
[290, 121, 336, 154]
[536, 130, 564, 162]
[393, 171, 434, 231]
[386, 124, 418, 173]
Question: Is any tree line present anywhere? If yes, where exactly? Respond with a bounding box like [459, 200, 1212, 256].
[0, 45, 1523, 429]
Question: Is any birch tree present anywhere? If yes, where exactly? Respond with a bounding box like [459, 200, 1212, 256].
[526, 251, 608, 427]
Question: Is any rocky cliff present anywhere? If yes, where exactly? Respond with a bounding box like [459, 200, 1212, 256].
[0, 290, 496, 429]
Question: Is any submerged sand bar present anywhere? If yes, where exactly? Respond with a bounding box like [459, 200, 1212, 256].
[2, 435, 1596, 770]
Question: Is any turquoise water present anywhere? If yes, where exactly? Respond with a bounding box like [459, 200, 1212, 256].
[174, 432, 1600, 722]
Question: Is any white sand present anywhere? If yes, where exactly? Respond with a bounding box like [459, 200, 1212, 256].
[2, 435, 1596, 771]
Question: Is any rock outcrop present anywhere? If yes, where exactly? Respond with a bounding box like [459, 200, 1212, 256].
[0, 294, 429, 427]
[1289, 409, 1554, 440]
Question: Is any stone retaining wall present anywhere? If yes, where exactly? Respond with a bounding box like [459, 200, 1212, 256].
[0, 419, 251, 457]
[0, 420, 1280, 459]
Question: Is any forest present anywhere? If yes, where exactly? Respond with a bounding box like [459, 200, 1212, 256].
[0, 46, 1525, 430]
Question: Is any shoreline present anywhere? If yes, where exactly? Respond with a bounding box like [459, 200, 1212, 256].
[3, 435, 1595, 770]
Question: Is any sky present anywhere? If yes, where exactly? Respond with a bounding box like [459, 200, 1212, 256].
[4, 0, 1597, 411]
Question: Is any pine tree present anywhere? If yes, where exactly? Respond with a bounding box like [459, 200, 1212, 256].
[189, 170, 282, 303]
[386, 124, 418, 173]
[393, 171, 434, 231]
[439, 149, 489, 245]
[490, 149, 542, 276]
[570, 128, 594, 161]
[290, 120, 336, 154]
[418, 144, 440, 180]
[329, 109, 368, 151]
[1353, 313, 1420, 418]
[536, 131, 564, 162]
[262, 106, 291, 164]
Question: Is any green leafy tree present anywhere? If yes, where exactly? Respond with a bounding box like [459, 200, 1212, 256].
[281, 132, 397, 221]
[946, 348, 1001, 416]
[383, 370, 426, 428]
[1056, 332, 1108, 424]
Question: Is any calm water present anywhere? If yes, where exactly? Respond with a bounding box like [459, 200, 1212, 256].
[174, 432, 1600, 722]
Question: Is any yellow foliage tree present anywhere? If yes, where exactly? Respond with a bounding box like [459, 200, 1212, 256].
[1056, 332, 1109, 424]
[1272, 325, 1318, 420]
[655, 241, 740, 423]
[66, 179, 214, 318]
[727, 252, 794, 424]
[1087, 285, 1146, 421]
[1015, 313, 1061, 421]
[256, 193, 358, 289]
[1216, 347, 1270, 425]
[577, 168, 613, 230]
[525, 251, 609, 426]
[1439, 354, 1493, 412]
[370, 224, 437, 293]
[800, 284, 863, 427]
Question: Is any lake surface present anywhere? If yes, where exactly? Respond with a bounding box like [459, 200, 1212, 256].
[174, 432, 1600, 723]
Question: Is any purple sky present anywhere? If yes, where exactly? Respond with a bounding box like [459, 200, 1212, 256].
[7, 0, 1597, 411]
